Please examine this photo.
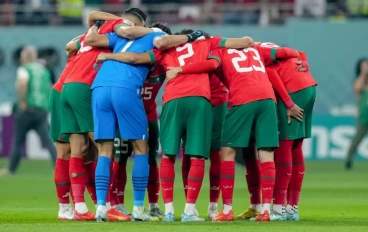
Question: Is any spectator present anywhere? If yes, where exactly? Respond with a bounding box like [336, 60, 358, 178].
[57, 0, 83, 25]
[345, 58, 368, 169]
[0, 46, 56, 176]
[294, 0, 326, 17]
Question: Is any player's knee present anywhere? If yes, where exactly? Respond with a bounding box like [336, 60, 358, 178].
[56, 142, 71, 160]
[132, 140, 148, 154]
[258, 148, 275, 163]
[220, 147, 236, 161]
[96, 140, 114, 158]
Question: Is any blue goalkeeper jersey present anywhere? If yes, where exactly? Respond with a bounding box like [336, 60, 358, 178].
[91, 31, 165, 91]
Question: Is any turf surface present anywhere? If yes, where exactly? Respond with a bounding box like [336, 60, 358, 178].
[0, 159, 367, 232]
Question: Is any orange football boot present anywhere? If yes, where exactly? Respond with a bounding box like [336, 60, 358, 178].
[73, 210, 96, 221]
[212, 210, 234, 222]
[254, 210, 270, 222]
[107, 208, 131, 221]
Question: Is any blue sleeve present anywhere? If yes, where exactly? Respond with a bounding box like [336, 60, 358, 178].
[151, 32, 165, 46]
[105, 32, 118, 49]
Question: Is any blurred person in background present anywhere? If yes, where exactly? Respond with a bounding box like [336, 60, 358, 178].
[0, 46, 56, 176]
[345, 58, 368, 169]
[294, 0, 326, 17]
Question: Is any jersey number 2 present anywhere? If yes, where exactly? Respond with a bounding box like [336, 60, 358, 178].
[176, 43, 194, 66]
[228, 48, 265, 73]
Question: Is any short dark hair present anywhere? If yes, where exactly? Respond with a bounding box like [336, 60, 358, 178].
[178, 29, 194, 35]
[150, 22, 172, 35]
[124, 8, 147, 23]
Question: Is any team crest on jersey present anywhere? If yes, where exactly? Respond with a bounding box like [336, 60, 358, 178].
[150, 65, 156, 72]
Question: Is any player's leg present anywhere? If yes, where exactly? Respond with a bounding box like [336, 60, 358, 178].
[147, 120, 164, 218]
[181, 147, 190, 198]
[113, 87, 155, 222]
[207, 103, 227, 219]
[237, 140, 261, 220]
[286, 86, 317, 220]
[84, 138, 97, 206]
[345, 124, 368, 169]
[159, 98, 185, 222]
[110, 136, 131, 216]
[181, 97, 212, 223]
[60, 84, 94, 220]
[49, 88, 74, 220]
[286, 138, 304, 221]
[254, 99, 279, 222]
[90, 86, 117, 221]
[54, 141, 74, 220]
[213, 104, 254, 222]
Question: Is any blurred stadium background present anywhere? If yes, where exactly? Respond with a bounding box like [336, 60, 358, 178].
[0, 1, 368, 230]
[1, 0, 368, 161]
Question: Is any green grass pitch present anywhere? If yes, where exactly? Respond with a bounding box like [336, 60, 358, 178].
[0, 159, 367, 232]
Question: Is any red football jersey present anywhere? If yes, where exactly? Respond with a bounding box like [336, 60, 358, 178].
[65, 19, 125, 85]
[257, 42, 317, 93]
[141, 64, 165, 122]
[210, 47, 276, 106]
[210, 73, 228, 106]
[149, 37, 227, 104]
[53, 55, 76, 92]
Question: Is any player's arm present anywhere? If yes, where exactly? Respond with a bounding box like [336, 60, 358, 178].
[88, 11, 120, 27]
[16, 67, 29, 111]
[267, 68, 304, 122]
[271, 47, 299, 62]
[154, 30, 209, 51]
[166, 56, 221, 81]
[85, 25, 110, 48]
[221, 36, 254, 49]
[96, 52, 152, 64]
[116, 26, 162, 40]
[65, 35, 82, 57]
[354, 75, 367, 100]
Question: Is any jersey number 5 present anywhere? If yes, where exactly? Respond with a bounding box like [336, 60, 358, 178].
[228, 48, 265, 73]
[141, 86, 153, 100]
[176, 43, 194, 66]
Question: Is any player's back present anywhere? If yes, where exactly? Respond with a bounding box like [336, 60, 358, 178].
[65, 19, 123, 85]
[213, 47, 275, 105]
[162, 39, 214, 103]
[53, 55, 76, 92]
[92, 31, 164, 91]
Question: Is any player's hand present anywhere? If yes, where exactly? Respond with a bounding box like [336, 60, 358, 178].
[187, 30, 207, 42]
[296, 60, 309, 72]
[96, 53, 109, 62]
[166, 67, 182, 81]
[287, 104, 304, 123]
[93, 62, 102, 71]
[94, 20, 106, 28]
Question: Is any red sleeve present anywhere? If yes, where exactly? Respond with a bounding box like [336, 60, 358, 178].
[209, 37, 227, 50]
[266, 68, 294, 109]
[148, 49, 164, 64]
[182, 59, 220, 74]
[275, 47, 299, 60]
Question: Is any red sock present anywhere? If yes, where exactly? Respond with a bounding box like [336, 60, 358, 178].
[110, 160, 119, 207]
[85, 161, 97, 204]
[274, 141, 293, 205]
[115, 161, 127, 204]
[160, 158, 175, 203]
[209, 150, 221, 203]
[181, 149, 191, 197]
[187, 159, 205, 203]
[69, 157, 87, 203]
[288, 139, 305, 206]
[54, 158, 71, 204]
[147, 162, 160, 204]
[220, 160, 235, 205]
[245, 159, 261, 205]
[260, 161, 276, 204]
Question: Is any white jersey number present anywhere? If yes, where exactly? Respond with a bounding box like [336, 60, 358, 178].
[114, 138, 129, 155]
[228, 48, 266, 73]
[141, 86, 153, 100]
[78, 41, 92, 53]
[176, 43, 194, 66]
